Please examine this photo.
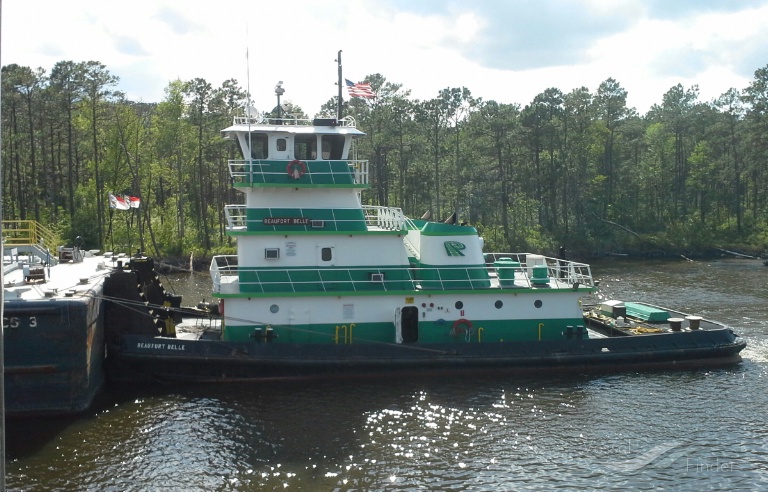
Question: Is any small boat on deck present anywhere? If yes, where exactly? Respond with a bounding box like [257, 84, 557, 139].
[3, 230, 113, 416]
[100, 91, 746, 383]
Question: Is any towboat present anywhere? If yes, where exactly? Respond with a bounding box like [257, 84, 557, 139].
[3, 230, 112, 416]
[102, 108, 746, 383]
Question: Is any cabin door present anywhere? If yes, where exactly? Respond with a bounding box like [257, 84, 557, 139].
[395, 306, 419, 343]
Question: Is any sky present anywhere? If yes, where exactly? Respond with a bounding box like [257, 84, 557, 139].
[4, 0, 768, 116]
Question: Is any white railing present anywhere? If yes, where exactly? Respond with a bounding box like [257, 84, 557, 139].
[362, 205, 406, 231]
[208, 258, 594, 293]
[350, 160, 368, 185]
[210, 255, 239, 292]
[232, 114, 357, 128]
[223, 205, 407, 232]
[484, 253, 594, 288]
[224, 205, 247, 230]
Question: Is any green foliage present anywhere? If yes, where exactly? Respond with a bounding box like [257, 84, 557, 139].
[4, 60, 768, 262]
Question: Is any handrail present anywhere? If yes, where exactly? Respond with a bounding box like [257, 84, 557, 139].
[362, 205, 405, 231]
[209, 255, 595, 294]
[222, 205, 406, 232]
[232, 114, 357, 128]
[2, 220, 61, 250]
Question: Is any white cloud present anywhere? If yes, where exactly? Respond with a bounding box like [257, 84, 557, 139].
[3, 0, 767, 115]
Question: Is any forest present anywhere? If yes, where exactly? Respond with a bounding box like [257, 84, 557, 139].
[2, 60, 768, 261]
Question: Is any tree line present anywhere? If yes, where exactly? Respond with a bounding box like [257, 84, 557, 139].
[2, 60, 768, 259]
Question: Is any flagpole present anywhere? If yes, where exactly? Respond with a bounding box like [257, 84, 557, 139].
[336, 50, 343, 120]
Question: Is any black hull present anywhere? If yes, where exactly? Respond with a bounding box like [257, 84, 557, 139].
[4, 298, 105, 417]
[107, 328, 746, 383]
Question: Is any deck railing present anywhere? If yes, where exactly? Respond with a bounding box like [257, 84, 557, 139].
[362, 206, 406, 231]
[223, 205, 406, 232]
[210, 254, 594, 294]
[2, 220, 60, 250]
[224, 206, 247, 230]
[232, 114, 358, 128]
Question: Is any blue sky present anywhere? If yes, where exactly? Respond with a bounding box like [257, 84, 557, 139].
[4, 0, 767, 115]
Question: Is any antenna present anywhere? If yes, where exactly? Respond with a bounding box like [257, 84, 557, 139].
[246, 25, 252, 161]
[275, 80, 285, 119]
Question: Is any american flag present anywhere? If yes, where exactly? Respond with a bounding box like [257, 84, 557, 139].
[345, 79, 376, 99]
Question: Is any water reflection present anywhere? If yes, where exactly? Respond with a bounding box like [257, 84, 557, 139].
[7, 259, 768, 491]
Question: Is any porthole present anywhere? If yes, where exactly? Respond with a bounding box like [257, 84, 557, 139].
[534, 300, 543, 308]
[455, 301, 463, 310]
[270, 304, 279, 313]
[495, 300, 503, 309]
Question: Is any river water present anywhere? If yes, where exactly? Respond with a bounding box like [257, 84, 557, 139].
[6, 258, 768, 491]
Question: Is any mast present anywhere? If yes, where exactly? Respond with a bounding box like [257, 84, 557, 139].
[336, 50, 343, 120]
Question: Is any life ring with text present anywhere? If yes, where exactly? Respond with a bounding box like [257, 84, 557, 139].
[451, 318, 473, 337]
[287, 159, 307, 179]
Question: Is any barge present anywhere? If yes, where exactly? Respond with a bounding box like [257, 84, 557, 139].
[3, 235, 111, 416]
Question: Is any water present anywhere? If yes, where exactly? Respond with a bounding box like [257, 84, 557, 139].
[6, 259, 768, 491]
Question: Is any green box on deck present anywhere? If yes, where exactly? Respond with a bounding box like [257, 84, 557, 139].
[625, 302, 670, 322]
[531, 265, 550, 285]
[494, 259, 519, 288]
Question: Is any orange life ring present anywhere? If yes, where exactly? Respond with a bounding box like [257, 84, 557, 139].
[287, 159, 307, 179]
[451, 318, 473, 337]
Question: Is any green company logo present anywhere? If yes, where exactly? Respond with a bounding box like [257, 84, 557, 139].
[444, 241, 466, 256]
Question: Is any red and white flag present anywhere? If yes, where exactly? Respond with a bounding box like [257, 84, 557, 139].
[109, 193, 130, 210]
[128, 196, 141, 208]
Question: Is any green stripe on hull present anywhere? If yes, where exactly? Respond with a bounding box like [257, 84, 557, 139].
[222, 317, 585, 343]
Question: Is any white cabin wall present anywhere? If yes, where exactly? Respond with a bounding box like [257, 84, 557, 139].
[243, 188, 361, 208]
[418, 235, 486, 265]
[237, 234, 409, 268]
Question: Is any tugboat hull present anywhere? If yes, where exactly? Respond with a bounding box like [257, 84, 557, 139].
[108, 327, 744, 383]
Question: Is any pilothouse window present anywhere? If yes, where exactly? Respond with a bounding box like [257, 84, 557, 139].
[321, 135, 345, 159]
[249, 133, 268, 159]
[294, 135, 317, 160]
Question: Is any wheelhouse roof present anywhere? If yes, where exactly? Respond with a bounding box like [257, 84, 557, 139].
[221, 117, 365, 140]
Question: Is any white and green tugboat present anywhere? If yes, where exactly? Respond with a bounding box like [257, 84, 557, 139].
[104, 103, 746, 382]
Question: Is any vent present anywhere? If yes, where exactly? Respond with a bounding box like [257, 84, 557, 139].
[370, 273, 385, 282]
[311, 220, 325, 228]
[265, 248, 280, 259]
